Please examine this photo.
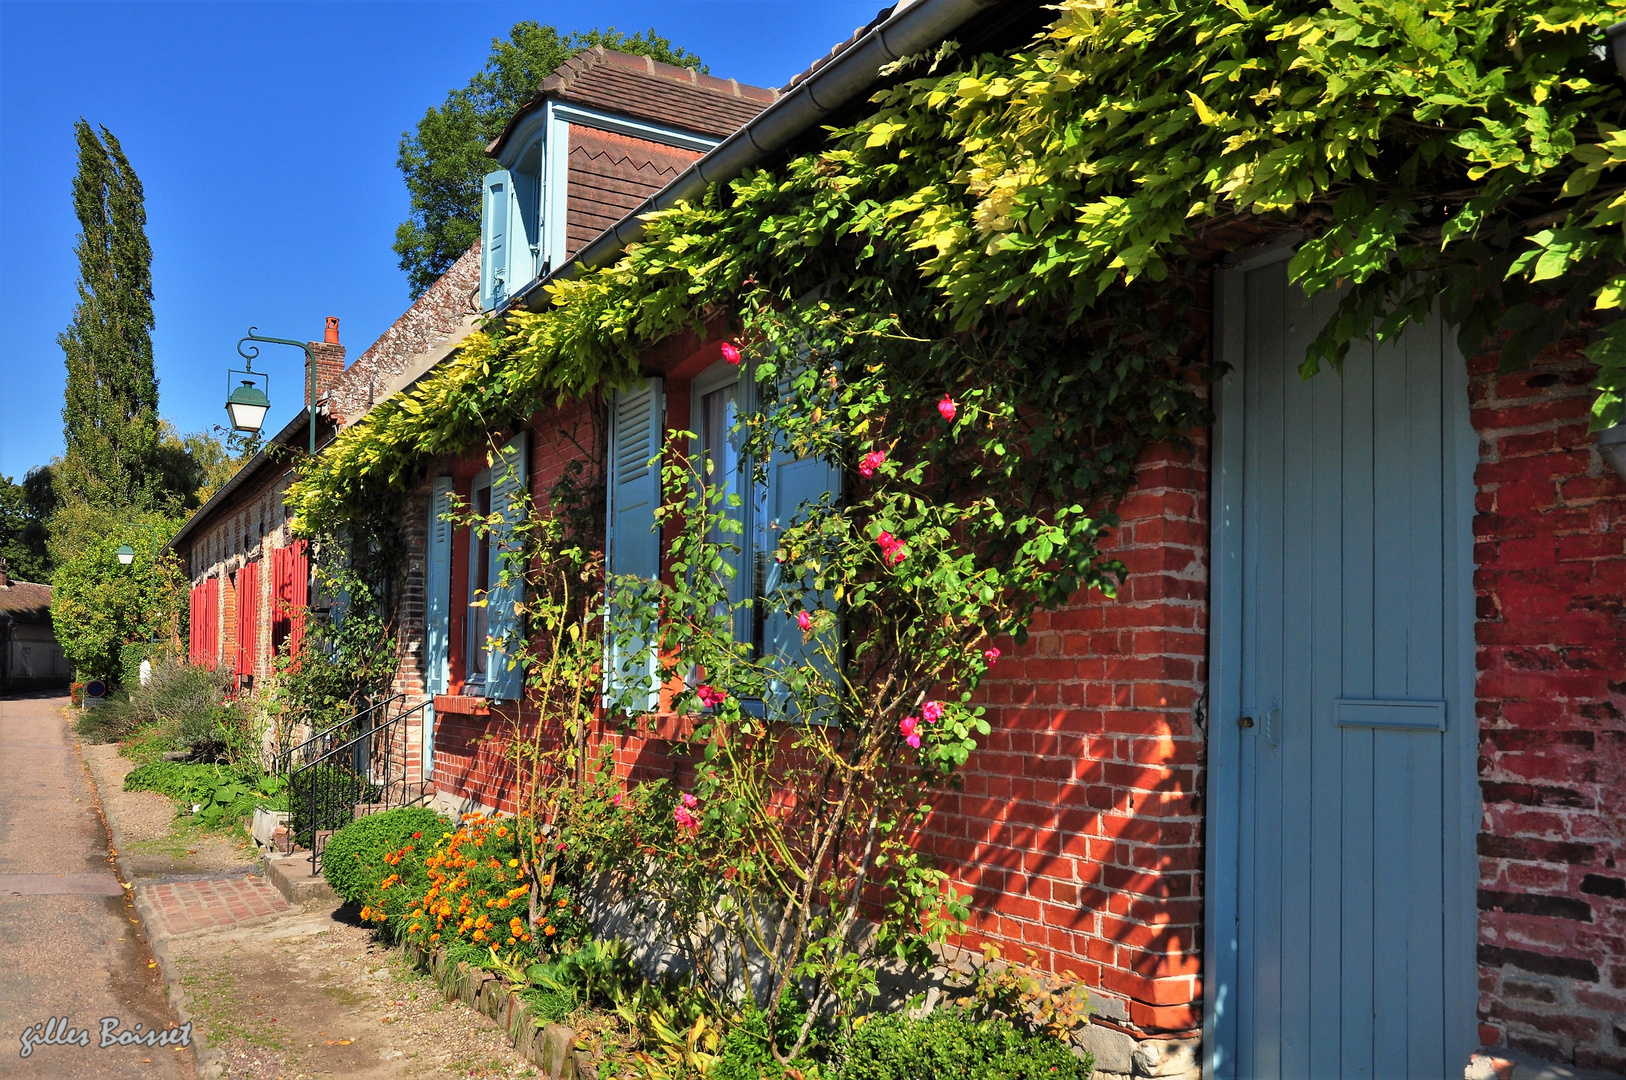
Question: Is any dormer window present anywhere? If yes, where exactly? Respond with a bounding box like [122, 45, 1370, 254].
[478, 48, 777, 312]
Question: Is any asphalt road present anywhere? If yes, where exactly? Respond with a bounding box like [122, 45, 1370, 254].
[0, 692, 194, 1080]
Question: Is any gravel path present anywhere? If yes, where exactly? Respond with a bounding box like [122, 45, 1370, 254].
[0, 692, 194, 1080]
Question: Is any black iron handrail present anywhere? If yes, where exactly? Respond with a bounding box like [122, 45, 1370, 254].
[289, 696, 432, 876]
[281, 694, 402, 774]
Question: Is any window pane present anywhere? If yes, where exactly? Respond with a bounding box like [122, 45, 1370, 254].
[700, 383, 753, 645]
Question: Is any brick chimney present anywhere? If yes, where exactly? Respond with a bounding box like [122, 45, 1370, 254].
[306, 317, 345, 408]
[0, 556, 8, 588]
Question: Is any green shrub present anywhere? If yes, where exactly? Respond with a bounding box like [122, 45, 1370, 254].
[123, 760, 286, 829]
[838, 1009, 1093, 1080]
[710, 999, 820, 1080]
[119, 641, 154, 690]
[321, 806, 450, 905]
[287, 764, 381, 846]
[79, 655, 242, 757]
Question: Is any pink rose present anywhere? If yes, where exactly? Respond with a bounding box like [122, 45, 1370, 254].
[906, 733, 922, 749]
[938, 395, 957, 422]
[674, 806, 699, 830]
[876, 531, 907, 566]
[613, 793, 623, 807]
[696, 684, 728, 708]
[921, 700, 943, 723]
[983, 647, 1001, 664]
[720, 342, 742, 366]
[900, 715, 918, 737]
[681, 793, 699, 809]
[797, 610, 812, 631]
[859, 450, 886, 478]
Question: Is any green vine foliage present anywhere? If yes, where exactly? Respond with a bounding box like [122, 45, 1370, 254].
[275, 487, 407, 749]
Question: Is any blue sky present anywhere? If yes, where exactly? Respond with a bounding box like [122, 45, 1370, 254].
[0, 0, 879, 482]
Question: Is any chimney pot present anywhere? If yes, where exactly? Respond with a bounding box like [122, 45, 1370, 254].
[324, 316, 340, 344]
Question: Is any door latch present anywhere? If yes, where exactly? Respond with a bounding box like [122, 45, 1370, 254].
[1239, 715, 1255, 729]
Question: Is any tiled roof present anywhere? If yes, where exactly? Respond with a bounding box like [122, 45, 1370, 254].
[489, 47, 778, 156]
[0, 580, 52, 626]
[781, 4, 899, 95]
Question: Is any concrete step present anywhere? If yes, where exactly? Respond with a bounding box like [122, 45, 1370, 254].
[262, 851, 338, 910]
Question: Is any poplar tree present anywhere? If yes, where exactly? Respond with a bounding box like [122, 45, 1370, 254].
[58, 120, 160, 512]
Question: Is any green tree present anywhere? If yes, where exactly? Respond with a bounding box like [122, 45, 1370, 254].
[154, 424, 245, 513]
[0, 466, 59, 583]
[58, 120, 160, 512]
[51, 516, 181, 683]
[393, 23, 705, 296]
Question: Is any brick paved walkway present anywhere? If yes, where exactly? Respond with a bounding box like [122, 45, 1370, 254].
[137, 874, 289, 936]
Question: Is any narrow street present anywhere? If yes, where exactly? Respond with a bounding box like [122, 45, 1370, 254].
[0, 692, 193, 1080]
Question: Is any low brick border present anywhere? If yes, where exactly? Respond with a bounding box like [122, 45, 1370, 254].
[399, 938, 596, 1080]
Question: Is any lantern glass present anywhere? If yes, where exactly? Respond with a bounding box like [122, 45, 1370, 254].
[114, 544, 135, 566]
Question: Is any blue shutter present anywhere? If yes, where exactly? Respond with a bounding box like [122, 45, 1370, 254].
[485, 433, 530, 701]
[480, 170, 510, 311]
[763, 447, 842, 719]
[606, 378, 663, 711]
[424, 476, 455, 696]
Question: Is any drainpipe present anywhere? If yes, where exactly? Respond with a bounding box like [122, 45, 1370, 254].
[510, 0, 1005, 310]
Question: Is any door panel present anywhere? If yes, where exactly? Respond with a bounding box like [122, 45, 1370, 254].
[1215, 256, 1476, 1078]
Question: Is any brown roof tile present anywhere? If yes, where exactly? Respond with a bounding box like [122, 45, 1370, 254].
[490, 46, 778, 157]
[0, 580, 52, 626]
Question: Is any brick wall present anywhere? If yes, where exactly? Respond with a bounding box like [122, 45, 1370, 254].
[1469, 337, 1626, 1072]
[424, 385, 1211, 1053]
[926, 437, 1209, 1044]
[565, 127, 698, 257]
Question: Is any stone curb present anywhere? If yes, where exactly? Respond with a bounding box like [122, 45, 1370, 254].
[76, 734, 229, 1080]
[396, 936, 592, 1080]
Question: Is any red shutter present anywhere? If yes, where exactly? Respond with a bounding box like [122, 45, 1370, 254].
[188, 583, 203, 666]
[287, 540, 309, 659]
[236, 561, 260, 677]
[201, 578, 220, 670]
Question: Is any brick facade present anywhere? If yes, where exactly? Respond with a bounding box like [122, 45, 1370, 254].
[1468, 336, 1626, 1073]
[565, 128, 699, 256]
[423, 359, 1212, 1060]
[925, 438, 1210, 1043]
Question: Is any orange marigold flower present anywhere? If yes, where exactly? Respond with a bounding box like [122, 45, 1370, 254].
[544, 926, 556, 936]
[473, 929, 485, 940]
[430, 933, 440, 942]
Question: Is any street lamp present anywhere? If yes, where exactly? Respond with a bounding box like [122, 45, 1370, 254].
[114, 544, 136, 566]
[230, 327, 319, 454]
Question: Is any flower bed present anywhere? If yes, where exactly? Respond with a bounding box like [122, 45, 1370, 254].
[328, 807, 1095, 1079]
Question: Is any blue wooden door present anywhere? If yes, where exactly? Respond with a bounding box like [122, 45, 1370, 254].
[1205, 253, 1479, 1078]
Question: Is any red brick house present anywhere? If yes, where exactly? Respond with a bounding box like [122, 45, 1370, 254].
[366, 11, 1626, 1080]
[189, 12, 1626, 1080]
